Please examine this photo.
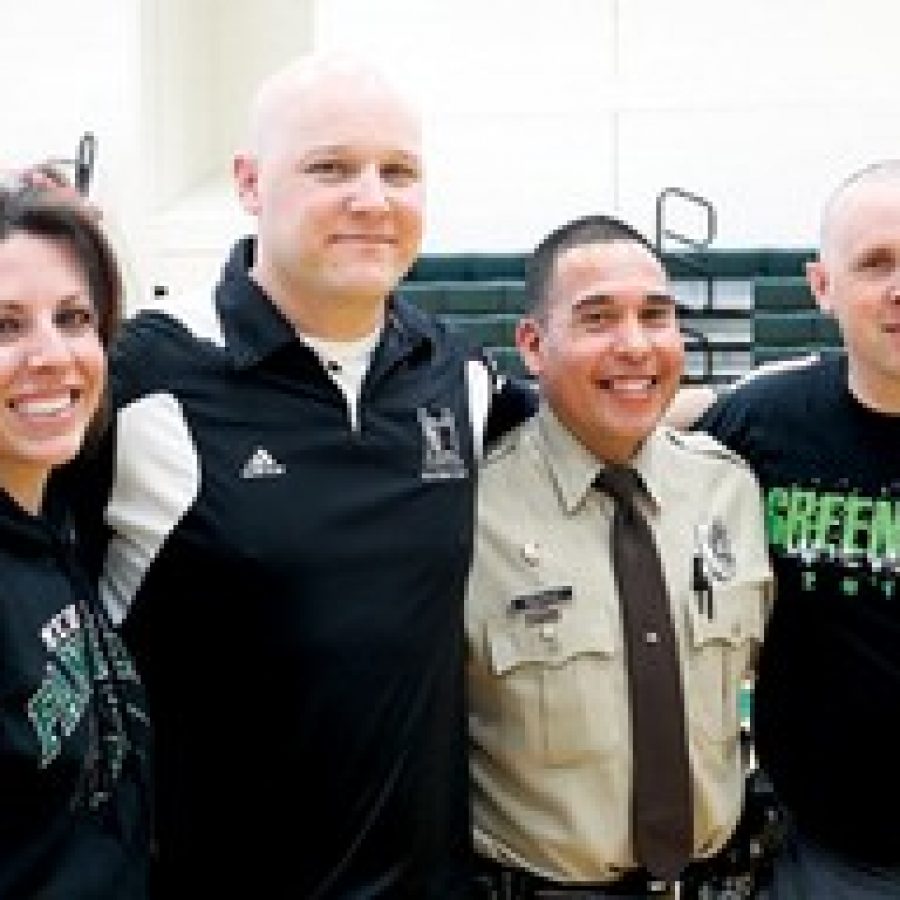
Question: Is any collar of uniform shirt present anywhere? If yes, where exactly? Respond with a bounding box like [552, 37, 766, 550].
[535, 401, 690, 515]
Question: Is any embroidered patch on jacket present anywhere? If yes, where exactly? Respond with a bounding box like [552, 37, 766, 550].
[418, 407, 468, 480]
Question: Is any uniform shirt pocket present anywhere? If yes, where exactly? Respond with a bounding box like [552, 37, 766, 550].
[686, 579, 766, 744]
[485, 611, 620, 766]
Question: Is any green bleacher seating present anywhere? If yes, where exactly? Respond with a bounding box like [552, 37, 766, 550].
[405, 249, 816, 283]
[443, 313, 518, 347]
[397, 250, 823, 382]
[754, 311, 842, 347]
[666, 250, 767, 280]
[752, 275, 842, 365]
[397, 281, 528, 315]
[761, 250, 817, 276]
[405, 253, 525, 282]
[753, 275, 816, 310]
[396, 280, 527, 375]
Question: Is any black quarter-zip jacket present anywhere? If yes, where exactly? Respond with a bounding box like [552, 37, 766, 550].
[82, 239, 500, 897]
[0, 489, 150, 899]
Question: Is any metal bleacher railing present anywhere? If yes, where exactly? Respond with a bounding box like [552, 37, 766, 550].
[656, 186, 731, 384]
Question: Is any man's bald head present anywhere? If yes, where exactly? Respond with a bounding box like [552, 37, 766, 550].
[243, 54, 421, 161]
[820, 160, 900, 260]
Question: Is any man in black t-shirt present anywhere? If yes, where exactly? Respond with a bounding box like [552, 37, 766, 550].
[695, 162, 900, 898]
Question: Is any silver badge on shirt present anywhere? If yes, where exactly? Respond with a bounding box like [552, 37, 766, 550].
[694, 516, 737, 583]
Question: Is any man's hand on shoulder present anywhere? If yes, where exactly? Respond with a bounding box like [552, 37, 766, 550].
[664, 385, 719, 430]
[1, 164, 102, 220]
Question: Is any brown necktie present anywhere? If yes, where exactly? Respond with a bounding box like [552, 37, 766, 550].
[594, 466, 693, 881]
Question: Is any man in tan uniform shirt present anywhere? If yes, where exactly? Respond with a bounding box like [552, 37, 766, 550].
[467, 214, 772, 898]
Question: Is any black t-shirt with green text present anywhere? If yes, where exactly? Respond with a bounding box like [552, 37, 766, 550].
[699, 352, 900, 867]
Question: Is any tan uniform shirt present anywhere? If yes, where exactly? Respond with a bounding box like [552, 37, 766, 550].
[466, 405, 772, 883]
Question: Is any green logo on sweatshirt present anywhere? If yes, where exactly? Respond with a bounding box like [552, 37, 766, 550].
[26, 604, 139, 771]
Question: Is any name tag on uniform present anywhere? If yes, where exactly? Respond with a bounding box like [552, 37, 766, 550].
[508, 586, 573, 623]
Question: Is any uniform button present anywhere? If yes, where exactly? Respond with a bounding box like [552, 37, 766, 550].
[521, 542, 540, 566]
[732, 622, 742, 638]
[492, 636, 515, 671]
[540, 623, 557, 642]
[644, 631, 659, 645]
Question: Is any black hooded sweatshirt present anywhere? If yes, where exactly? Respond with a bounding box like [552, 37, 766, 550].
[0, 488, 150, 899]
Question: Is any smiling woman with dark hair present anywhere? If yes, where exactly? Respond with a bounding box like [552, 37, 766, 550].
[0, 184, 149, 899]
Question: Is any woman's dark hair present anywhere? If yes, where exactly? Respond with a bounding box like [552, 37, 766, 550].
[0, 181, 122, 350]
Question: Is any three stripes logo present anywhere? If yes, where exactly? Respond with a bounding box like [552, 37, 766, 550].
[240, 446, 286, 480]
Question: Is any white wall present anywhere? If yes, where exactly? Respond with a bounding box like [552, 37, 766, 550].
[210, 0, 317, 173]
[316, 0, 621, 252]
[1, 2, 142, 178]
[5, 0, 900, 299]
[2, 0, 316, 304]
[140, 0, 219, 210]
[317, 0, 900, 251]
[1, 1, 145, 294]
[140, 0, 316, 300]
